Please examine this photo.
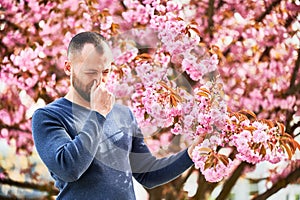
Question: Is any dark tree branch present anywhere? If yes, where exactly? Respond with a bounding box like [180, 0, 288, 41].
[0, 40, 10, 59]
[0, 124, 31, 134]
[0, 177, 58, 196]
[216, 162, 251, 200]
[217, 0, 225, 9]
[284, 14, 295, 28]
[191, 173, 218, 200]
[190, 173, 208, 200]
[0, 194, 52, 200]
[0, 19, 21, 30]
[255, 0, 282, 23]
[120, 0, 127, 10]
[280, 49, 300, 98]
[290, 120, 300, 136]
[278, 78, 300, 97]
[258, 46, 271, 62]
[146, 187, 163, 200]
[285, 109, 296, 135]
[289, 48, 300, 90]
[0, 195, 18, 200]
[251, 167, 300, 200]
[177, 166, 195, 190]
[207, 0, 215, 38]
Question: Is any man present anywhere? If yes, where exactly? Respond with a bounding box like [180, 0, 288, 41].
[32, 32, 198, 200]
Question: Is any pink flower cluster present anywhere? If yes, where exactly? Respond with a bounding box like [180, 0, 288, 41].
[192, 138, 235, 182]
[225, 118, 288, 164]
[0, 88, 33, 154]
[174, 79, 227, 139]
[191, 114, 298, 182]
[1, 47, 43, 91]
[202, 0, 299, 123]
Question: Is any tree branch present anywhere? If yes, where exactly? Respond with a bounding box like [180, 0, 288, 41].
[191, 173, 217, 200]
[284, 14, 295, 29]
[216, 162, 251, 200]
[280, 49, 300, 98]
[0, 124, 31, 135]
[207, 0, 215, 38]
[217, 0, 225, 9]
[177, 165, 195, 188]
[255, 0, 282, 23]
[0, 177, 58, 196]
[0, 195, 18, 200]
[278, 81, 300, 98]
[290, 120, 300, 136]
[258, 46, 271, 62]
[251, 167, 300, 200]
[289, 48, 300, 90]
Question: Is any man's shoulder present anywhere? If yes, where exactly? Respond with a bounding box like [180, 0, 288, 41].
[33, 98, 69, 117]
[43, 97, 68, 110]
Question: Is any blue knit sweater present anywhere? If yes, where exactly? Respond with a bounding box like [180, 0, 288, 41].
[32, 98, 194, 200]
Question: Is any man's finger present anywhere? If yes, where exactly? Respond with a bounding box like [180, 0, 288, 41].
[91, 80, 97, 92]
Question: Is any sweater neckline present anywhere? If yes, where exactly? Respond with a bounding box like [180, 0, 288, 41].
[60, 97, 91, 112]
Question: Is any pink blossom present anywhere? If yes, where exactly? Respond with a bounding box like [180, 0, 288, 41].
[123, 0, 141, 9]
[240, 130, 252, 141]
[0, 110, 12, 126]
[111, 83, 134, 98]
[252, 129, 268, 143]
[160, 133, 172, 147]
[183, 115, 194, 127]
[234, 136, 249, 152]
[192, 144, 235, 182]
[0, 172, 6, 180]
[166, 1, 182, 12]
[209, 135, 222, 146]
[171, 123, 182, 135]
[145, 139, 161, 153]
[0, 128, 9, 138]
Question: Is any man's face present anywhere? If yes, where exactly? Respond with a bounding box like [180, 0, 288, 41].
[70, 43, 113, 102]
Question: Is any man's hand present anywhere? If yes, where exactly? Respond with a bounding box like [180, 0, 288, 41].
[90, 80, 115, 117]
[187, 135, 205, 159]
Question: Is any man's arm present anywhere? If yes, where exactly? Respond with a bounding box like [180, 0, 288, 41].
[32, 108, 105, 182]
[129, 121, 194, 189]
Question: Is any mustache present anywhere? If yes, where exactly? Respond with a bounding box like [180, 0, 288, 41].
[87, 81, 95, 91]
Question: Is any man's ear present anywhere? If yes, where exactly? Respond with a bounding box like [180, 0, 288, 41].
[64, 60, 71, 76]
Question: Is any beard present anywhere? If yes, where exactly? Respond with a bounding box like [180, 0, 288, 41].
[72, 72, 93, 102]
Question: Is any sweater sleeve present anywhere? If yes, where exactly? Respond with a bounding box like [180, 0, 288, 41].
[129, 122, 194, 189]
[31, 108, 105, 182]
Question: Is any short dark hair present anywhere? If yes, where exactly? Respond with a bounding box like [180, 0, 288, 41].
[67, 32, 106, 58]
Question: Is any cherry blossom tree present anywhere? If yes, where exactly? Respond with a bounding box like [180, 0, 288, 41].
[0, 0, 299, 199]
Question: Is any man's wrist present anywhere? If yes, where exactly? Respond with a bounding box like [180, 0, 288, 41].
[187, 146, 193, 159]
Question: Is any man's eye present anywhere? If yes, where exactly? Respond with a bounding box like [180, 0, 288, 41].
[86, 71, 98, 75]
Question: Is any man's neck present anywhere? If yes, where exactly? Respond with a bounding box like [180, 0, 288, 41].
[64, 87, 90, 109]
